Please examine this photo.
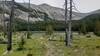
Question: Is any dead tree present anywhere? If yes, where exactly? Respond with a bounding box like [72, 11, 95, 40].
[2, 0, 6, 38]
[65, 0, 73, 47]
[7, 0, 15, 51]
[69, 0, 73, 45]
[27, 0, 31, 39]
[65, 0, 68, 46]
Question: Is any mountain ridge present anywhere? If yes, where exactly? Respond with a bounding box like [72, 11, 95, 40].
[0, 1, 100, 21]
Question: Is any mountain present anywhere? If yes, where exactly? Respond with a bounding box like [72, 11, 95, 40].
[0, 1, 100, 31]
[0, 1, 87, 21]
[20, 3, 87, 20]
[0, 1, 51, 22]
[89, 9, 100, 14]
[0, 1, 100, 22]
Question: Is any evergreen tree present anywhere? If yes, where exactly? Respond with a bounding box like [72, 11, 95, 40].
[79, 22, 87, 35]
[45, 21, 54, 35]
[94, 21, 100, 36]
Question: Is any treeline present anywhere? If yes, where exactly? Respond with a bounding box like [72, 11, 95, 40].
[14, 13, 100, 31]
[12, 18, 65, 31]
[0, 13, 100, 36]
[11, 13, 100, 31]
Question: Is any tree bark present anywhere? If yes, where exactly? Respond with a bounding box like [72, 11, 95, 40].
[7, 0, 15, 51]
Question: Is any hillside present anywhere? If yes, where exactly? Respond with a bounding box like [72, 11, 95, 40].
[0, 1, 51, 22]
[0, 1, 100, 21]
[0, 1, 100, 31]
[20, 3, 87, 20]
[0, 1, 87, 21]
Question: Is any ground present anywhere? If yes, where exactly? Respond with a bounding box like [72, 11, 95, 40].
[0, 32, 100, 56]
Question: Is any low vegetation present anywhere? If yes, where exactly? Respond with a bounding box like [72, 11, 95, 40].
[0, 32, 100, 56]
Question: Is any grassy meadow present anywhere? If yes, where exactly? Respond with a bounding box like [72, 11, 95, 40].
[0, 32, 100, 56]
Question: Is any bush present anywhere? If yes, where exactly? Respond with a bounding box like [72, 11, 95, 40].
[27, 32, 32, 39]
[94, 31, 100, 36]
[17, 36, 26, 50]
[27, 54, 33, 56]
[96, 45, 100, 49]
[46, 24, 54, 35]
[86, 34, 91, 38]
[0, 38, 7, 44]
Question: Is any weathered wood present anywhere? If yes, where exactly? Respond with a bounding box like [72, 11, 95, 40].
[27, 0, 31, 39]
[65, 0, 68, 46]
[65, 0, 73, 47]
[7, 0, 15, 51]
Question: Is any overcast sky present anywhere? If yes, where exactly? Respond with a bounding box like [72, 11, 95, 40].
[15, 0, 100, 13]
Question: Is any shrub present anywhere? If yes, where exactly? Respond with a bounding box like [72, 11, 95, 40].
[17, 36, 26, 50]
[94, 31, 100, 36]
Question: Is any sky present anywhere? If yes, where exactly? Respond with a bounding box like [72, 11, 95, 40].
[15, 0, 100, 13]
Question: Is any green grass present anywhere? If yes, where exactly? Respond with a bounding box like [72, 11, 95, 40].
[0, 32, 100, 56]
[0, 32, 46, 56]
[52, 33, 100, 56]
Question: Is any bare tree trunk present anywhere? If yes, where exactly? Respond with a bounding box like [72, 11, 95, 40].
[7, 0, 15, 51]
[65, 0, 68, 46]
[69, 0, 73, 41]
[2, 0, 6, 38]
[65, 0, 73, 47]
[68, 0, 73, 46]
[27, 0, 31, 39]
